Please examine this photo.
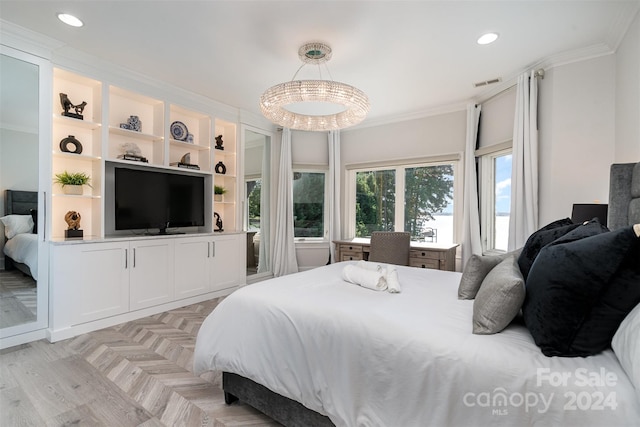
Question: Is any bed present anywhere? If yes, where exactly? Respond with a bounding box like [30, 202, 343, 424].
[1, 190, 38, 280]
[194, 163, 640, 426]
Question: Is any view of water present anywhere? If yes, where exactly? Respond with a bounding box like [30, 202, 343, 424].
[421, 215, 510, 250]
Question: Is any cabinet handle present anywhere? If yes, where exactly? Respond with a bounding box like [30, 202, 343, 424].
[208, 242, 211, 258]
[211, 241, 216, 258]
[125, 249, 128, 269]
[133, 248, 136, 268]
[42, 191, 47, 242]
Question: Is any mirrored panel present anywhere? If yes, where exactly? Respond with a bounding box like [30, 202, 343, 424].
[0, 52, 40, 330]
[244, 129, 271, 277]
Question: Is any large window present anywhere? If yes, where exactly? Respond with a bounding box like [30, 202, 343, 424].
[351, 161, 457, 244]
[293, 171, 326, 239]
[480, 149, 512, 252]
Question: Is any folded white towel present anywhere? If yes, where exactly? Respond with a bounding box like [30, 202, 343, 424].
[356, 260, 383, 272]
[386, 266, 402, 293]
[342, 264, 388, 291]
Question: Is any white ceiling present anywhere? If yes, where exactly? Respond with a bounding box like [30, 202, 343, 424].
[1, 1, 639, 127]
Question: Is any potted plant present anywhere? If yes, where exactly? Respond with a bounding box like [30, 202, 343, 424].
[214, 185, 227, 202]
[54, 171, 92, 195]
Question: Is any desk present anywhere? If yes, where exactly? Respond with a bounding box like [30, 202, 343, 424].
[334, 238, 458, 272]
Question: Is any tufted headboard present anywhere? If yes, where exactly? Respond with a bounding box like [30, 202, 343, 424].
[608, 162, 640, 230]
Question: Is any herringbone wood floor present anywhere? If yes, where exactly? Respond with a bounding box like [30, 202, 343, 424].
[0, 297, 281, 426]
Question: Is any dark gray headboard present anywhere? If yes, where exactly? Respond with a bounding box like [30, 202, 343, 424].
[608, 162, 640, 230]
[4, 190, 38, 215]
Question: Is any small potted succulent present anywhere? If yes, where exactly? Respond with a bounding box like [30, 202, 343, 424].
[54, 171, 92, 195]
[214, 185, 227, 202]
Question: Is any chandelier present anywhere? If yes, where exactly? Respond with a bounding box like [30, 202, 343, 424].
[259, 42, 370, 131]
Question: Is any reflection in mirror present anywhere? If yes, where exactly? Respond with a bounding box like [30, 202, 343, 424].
[244, 129, 270, 277]
[0, 53, 40, 329]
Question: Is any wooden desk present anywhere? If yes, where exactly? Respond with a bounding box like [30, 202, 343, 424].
[334, 238, 458, 272]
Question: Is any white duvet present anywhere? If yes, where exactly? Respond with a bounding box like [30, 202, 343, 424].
[194, 262, 640, 427]
[3, 233, 38, 280]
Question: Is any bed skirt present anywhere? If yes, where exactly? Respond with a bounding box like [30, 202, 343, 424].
[223, 372, 334, 427]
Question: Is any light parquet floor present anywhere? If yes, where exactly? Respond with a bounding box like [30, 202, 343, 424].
[0, 297, 281, 427]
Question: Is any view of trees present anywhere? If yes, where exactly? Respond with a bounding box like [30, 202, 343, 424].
[356, 165, 453, 240]
[247, 179, 261, 230]
[292, 172, 325, 237]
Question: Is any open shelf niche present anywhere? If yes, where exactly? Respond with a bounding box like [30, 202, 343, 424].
[213, 119, 237, 233]
[51, 69, 103, 239]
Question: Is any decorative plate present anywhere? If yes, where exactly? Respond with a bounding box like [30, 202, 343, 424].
[170, 121, 188, 141]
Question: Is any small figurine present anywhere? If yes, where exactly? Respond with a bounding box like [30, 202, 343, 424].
[64, 210, 83, 238]
[65, 211, 81, 230]
[59, 93, 86, 120]
[215, 135, 224, 150]
[214, 212, 224, 232]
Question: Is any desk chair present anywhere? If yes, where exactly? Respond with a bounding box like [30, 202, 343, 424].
[368, 232, 411, 266]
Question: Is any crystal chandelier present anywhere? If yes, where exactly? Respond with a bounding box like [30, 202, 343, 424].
[260, 42, 370, 131]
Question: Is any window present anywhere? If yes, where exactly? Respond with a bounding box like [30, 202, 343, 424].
[480, 149, 512, 252]
[350, 160, 458, 244]
[293, 171, 327, 239]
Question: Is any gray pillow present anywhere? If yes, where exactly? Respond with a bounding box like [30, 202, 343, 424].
[472, 255, 525, 335]
[458, 248, 521, 300]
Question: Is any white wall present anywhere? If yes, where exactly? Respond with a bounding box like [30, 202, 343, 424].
[538, 55, 616, 226]
[615, 10, 640, 161]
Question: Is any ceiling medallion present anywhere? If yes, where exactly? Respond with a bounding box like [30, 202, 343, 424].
[259, 42, 369, 132]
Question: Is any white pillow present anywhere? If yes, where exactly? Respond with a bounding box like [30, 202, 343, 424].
[612, 302, 640, 395]
[0, 214, 34, 239]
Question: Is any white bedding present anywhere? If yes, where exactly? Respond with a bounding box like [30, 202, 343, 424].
[3, 233, 38, 280]
[194, 262, 640, 427]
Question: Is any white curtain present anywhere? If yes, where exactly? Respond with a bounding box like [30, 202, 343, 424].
[257, 140, 270, 274]
[462, 103, 483, 268]
[273, 128, 299, 276]
[328, 130, 341, 263]
[508, 71, 539, 250]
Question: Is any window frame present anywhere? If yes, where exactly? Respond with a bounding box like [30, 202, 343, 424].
[345, 154, 461, 243]
[292, 166, 329, 242]
[477, 142, 512, 254]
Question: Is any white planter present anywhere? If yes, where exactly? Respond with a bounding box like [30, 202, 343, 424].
[63, 185, 83, 195]
[214, 194, 223, 202]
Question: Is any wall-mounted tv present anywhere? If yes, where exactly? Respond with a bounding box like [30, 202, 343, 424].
[114, 166, 205, 234]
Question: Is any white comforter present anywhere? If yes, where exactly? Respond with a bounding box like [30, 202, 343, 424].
[194, 262, 640, 427]
[3, 233, 38, 280]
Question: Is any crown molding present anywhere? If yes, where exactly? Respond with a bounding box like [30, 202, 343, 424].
[344, 101, 468, 132]
[474, 43, 615, 105]
[0, 19, 58, 59]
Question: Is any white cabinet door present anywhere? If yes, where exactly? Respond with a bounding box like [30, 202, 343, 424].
[129, 239, 174, 311]
[52, 242, 129, 326]
[211, 234, 245, 291]
[174, 236, 211, 299]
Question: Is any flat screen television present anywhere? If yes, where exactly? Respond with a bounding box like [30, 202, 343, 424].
[114, 166, 205, 234]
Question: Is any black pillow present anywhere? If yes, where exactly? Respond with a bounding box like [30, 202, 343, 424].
[30, 209, 37, 234]
[517, 218, 580, 281]
[523, 225, 640, 357]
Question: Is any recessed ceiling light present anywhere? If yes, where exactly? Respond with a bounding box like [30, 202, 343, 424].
[477, 32, 499, 45]
[58, 13, 83, 27]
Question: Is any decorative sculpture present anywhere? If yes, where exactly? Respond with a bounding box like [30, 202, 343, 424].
[64, 210, 83, 238]
[214, 212, 224, 232]
[215, 135, 224, 150]
[181, 153, 191, 164]
[215, 161, 226, 174]
[118, 142, 148, 163]
[59, 93, 87, 120]
[59, 135, 83, 154]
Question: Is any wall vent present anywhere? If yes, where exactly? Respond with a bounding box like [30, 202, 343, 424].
[474, 77, 502, 88]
